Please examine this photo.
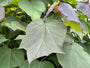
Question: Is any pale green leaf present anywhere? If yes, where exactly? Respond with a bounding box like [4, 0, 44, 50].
[0, 47, 25, 68]
[18, 0, 46, 20]
[19, 19, 67, 64]
[5, 16, 26, 31]
[57, 36, 90, 68]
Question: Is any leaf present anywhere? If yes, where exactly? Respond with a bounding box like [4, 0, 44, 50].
[20, 60, 55, 68]
[6, 21, 26, 31]
[64, 19, 82, 32]
[84, 44, 90, 55]
[64, 0, 78, 4]
[58, 3, 80, 23]
[19, 19, 67, 64]
[0, 0, 12, 6]
[70, 28, 84, 39]
[0, 47, 25, 68]
[81, 20, 89, 34]
[18, 0, 46, 20]
[69, 20, 90, 39]
[76, 2, 90, 18]
[0, 6, 5, 20]
[5, 16, 26, 31]
[33, 0, 52, 6]
[58, 3, 83, 31]
[0, 34, 7, 44]
[43, 4, 55, 20]
[57, 36, 90, 68]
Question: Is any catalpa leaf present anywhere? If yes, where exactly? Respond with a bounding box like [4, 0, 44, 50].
[43, 4, 55, 20]
[18, 0, 46, 20]
[20, 60, 55, 68]
[5, 16, 26, 31]
[19, 19, 67, 64]
[57, 36, 90, 68]
[0, 6, 5, 20]
[0, 47, 25, 68]
[76, 2, 90, 18]
[58, 3, 83, 31]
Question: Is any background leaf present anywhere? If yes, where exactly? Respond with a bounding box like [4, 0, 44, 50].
[18, 0, 46, 20]
[0, 0, 12, 6]
[0, 47, 25, 68]
[57, 36, 90, 68]
[5, 16, 27, 31]
[20, 60, 55, 68]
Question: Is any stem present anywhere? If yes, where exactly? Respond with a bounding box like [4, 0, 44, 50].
[40, 56, 48, 62]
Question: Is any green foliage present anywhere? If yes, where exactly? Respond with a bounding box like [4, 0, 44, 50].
[0, 0, 90, 68]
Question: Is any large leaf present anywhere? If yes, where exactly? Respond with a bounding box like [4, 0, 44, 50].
[76, 2, 90, 18]
[20, 60, 55, 68]
[0, 0, 12, 6]
[19, 19, 67, 63]
[18, 0, 46, 20]
[5, 16, 26, 31]
[57, 36, 90, 68]
[0, 47, 25, 68]
[0, 34, 7, 44]
[0, 6, 5, 20]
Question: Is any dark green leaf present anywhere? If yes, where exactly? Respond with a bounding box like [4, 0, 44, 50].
[57, 36, 90, 68]
[20, 60, 55, 68]
[0, 47, 25, 68]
